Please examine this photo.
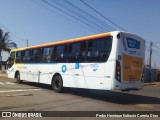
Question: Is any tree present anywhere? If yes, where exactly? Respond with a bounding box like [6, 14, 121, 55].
[0, 28, 17, 70]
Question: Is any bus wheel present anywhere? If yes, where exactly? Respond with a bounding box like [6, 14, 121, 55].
[16, 72, 22, 84]
[52, 75, 63, 93]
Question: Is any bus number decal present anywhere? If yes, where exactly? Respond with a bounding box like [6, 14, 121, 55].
[75, 63, 80, 69]
[91, 64, 99, 71]
[62, 65, 67, 73]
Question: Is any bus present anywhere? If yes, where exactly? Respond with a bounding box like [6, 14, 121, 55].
[7, 31, 145, 92]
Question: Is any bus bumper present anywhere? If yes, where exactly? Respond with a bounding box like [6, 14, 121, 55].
[121, 82, 144, 91]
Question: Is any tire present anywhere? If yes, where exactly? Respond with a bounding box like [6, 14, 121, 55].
[52, 75, 63, 93]
[15, 72, 22, 84]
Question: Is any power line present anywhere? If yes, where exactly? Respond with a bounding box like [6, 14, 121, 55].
[51, 0, 109, 32]
[146, 49, 160, 57]
[41, 0, 104, 32]
[32, 0, 97, 33]
[146, 45, 160, 56]
[152, 50, 160, 55]
[146, 41, 151, 43]
[153, 44, 160, 51]
[62, 0, 115, 31]
[36, 0, 115, 33]
[146, 42, 160, 52]
[0, 22, 28, 47]
[0, 22, 26, 41]
[153, 41, 160, 45]
[80, 0, 126, 31]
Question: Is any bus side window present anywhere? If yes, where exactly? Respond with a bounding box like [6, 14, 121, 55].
[55, 45, 63, 62]
[95, 37, 112, 62]
[52, 46, 57, 62]
[98, 39, 107, 62]
[64, 44, 68, 62]
[85, 37, 112, 62]
[49, 47, 54, 63]
[42, 47, 53, 63]
[105, 37, 112, 51]
[68, 44, 73, 62]
[79, 41, 87, 62]
[23, 50, 31, 63]
[68, 42, 81, 62]
[31, 49, 41, 63]
[54, 45, 68, 63]
[104, 37, 112, 61]
[86, 40, 99, 62]
[16, 51, 23, 63]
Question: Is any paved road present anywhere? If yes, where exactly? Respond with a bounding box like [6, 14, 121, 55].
[0, 77, 160, 120]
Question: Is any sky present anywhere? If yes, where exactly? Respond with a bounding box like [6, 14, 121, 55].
[0, 0, 160, 68]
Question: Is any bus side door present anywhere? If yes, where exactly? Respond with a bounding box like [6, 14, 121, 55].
[74, 63, 86, 88]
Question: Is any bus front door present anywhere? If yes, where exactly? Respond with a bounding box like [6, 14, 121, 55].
[27, 64, 39, 82]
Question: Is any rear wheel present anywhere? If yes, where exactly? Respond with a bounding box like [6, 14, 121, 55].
[15, 72, 22, 84]
[52, 75, 63, 93]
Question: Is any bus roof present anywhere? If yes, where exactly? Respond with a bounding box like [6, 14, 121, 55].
[11, 32, 112, 52]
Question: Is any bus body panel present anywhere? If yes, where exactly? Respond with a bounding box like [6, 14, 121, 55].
[7, 31, 145, 91]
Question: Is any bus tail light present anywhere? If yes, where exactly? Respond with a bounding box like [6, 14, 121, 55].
[115, 60, 121, 82]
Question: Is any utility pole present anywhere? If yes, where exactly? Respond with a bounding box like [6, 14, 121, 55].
[0, 50, 2, 71]
[149, 41, 153, 82]
[26, 40, 28, 47]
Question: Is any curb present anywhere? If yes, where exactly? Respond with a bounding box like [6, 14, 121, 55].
[0, 73, 7, 78]
[144, 82, 160, 86]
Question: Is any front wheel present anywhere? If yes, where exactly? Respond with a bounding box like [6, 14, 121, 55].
[15, 72, 23, 84]
[52, 75, 63, 93]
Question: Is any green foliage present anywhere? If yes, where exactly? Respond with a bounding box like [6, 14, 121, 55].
[0, 28, 17, 52]
[0, 28, 17, 70]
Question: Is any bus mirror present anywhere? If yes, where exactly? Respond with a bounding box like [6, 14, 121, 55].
[7, 57, 11, 62]
[7, 56, 14, 64]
